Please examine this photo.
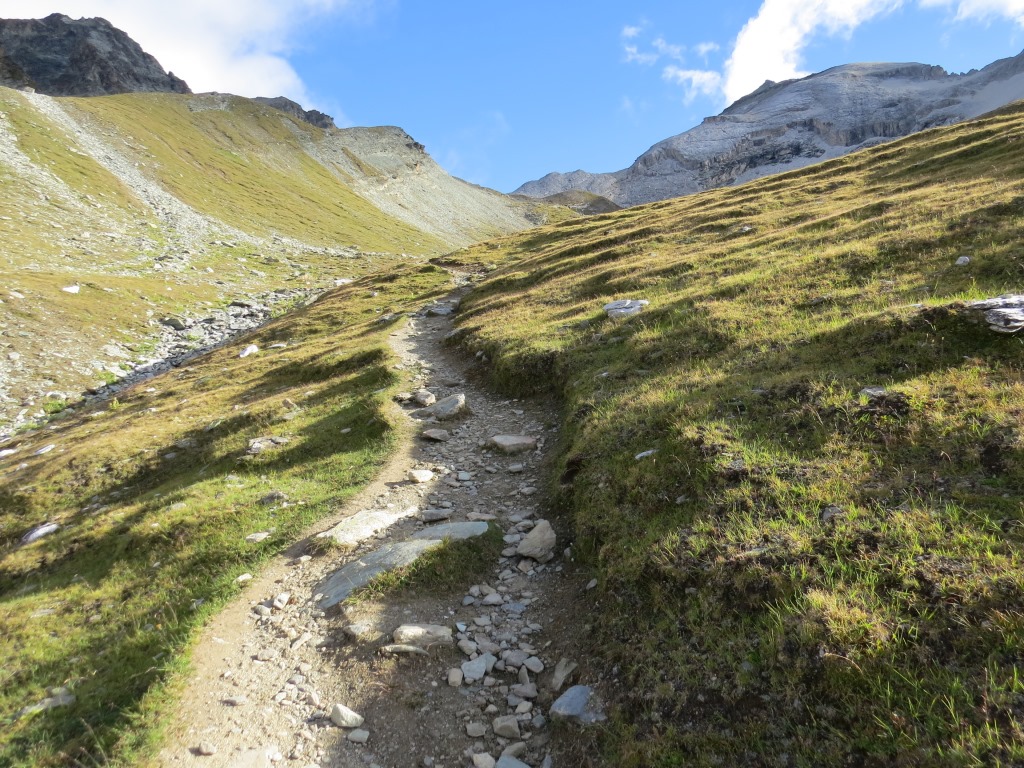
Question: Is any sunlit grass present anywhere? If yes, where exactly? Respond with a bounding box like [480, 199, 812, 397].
[449, 103, 1024, 765]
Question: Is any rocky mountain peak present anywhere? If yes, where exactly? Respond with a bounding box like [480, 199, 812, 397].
[253, 96, 336, 130]
[0, 13, 189, 96]
[515, 50, 1024, 207]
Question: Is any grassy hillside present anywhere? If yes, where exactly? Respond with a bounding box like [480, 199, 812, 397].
[0, 87, 566, 432]
[0, 262, 450, 766]
[448, 103, 1024, 765]
[67, 93, 447, 254]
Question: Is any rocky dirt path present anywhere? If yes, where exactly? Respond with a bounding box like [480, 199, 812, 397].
[155, 278, 605, 768]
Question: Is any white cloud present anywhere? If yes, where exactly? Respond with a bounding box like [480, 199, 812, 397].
[0, 0, 371, 107]
[663, 66, 723, 104]
[722, 0, 904, 104]
[919, 0, 1024, 23]
[695, 41, 721, 58]
[653, 37, 686, 61]
[621, 24, 643, 38]
[624, 45, 659, 65]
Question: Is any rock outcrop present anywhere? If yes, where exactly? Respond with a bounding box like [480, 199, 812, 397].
[253, 96, 336, 130]
[515, 52, 1024, 206]
[0, 13, 189, 96]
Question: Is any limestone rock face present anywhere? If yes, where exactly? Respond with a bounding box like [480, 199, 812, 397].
[515, 53, 1024, 206]
[0, 13, 190, 96]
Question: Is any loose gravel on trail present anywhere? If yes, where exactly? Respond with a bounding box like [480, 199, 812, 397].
[157, 278, 603, 768]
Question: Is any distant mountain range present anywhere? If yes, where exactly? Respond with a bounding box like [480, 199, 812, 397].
[515, 52, 1024, 206]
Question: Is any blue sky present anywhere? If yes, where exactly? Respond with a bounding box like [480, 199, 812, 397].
[2, 1, 1024, 191]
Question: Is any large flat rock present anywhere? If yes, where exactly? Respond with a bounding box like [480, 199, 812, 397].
[315, 523, 490, 609]
[410, 521, 489, 541]
[315, 540, 438, 609]
[318, 506, 419, 548]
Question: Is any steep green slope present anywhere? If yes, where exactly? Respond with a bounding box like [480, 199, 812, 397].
[449, 103, 1024, 765]
[67, 93, 446, 253]
[0, 261, 450, 766]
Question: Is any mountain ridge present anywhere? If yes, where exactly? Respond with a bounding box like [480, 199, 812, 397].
[515, 50, 1024, 206]
[0, 13, 189, 96]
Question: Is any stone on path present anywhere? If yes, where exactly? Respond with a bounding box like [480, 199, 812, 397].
[488, 435, 537, 454]
[473, 753, 496, 768]
[315, 539, 439, 609]
[466, 722, 487, 738]
[410, 521, 489, 541]
[421, 429, 451, 442]
[491, 715, 521, 739]
[496, 757, 530, 768]
[516, 520, 556, 560]
[316, 523, 490, 609]
[347, 728, 370, 743]
[462, 653, 497, 683]
[550, 658, 578, 691]
[412, 389, 436, 406]
[330, 703, 364, 728]
[413, 393, 468, 421]
[408, 469, 434, 484]
[419, 508, 452, 522]
[392, 624, 453, 647]
[448, 668, 464, 687]
[319, 505, 419, 548]
[550, 685, 607, 724]
[239, 344, 259, 358]
[196, 742, 217, 756]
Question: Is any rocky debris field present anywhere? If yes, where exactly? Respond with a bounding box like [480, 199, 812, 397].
[157, 281, 605, 768]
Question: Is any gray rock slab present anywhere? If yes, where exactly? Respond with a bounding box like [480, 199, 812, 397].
[320, 505, 419, 547]
[413, 393, 467, 421]
[550, 684, 606, 725]
[315, 540, 439, 609]
[410, 521, 489, 541]
[488, 435, 537, 454]
[496, 757, 531, 768]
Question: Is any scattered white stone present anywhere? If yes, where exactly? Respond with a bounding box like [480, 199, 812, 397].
[603, 298, 649, 318]
[239, 344, 259, 358]
[272, 592, 291, 610]
[466, 721, 487, 738]
[245, 531, 272, 543]
[447, 668, 464, 687]
[392, 624, 453, 647]
[235, 573, 253, 584]
[21, 522, 60, 545]
[956, 256, 971, 266]
[330, 703, 364, 728]
[635, 449, 657, 460]
[196, 742, 217, 756]
[35, 444, 56, 456]
[62, 285, 80, 294]
[408, 469, 434, 484]
[473, 755, 496, 768]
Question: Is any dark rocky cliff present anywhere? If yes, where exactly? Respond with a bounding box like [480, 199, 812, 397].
[0, 13, 189, 96]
